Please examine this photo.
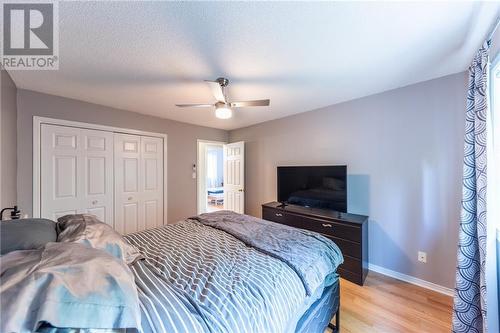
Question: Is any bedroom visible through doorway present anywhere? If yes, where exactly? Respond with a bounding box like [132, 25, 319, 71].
[197, 140, 225, 214]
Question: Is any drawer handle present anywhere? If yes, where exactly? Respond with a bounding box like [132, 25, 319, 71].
[275, 213, 283, 217]
[322, 223, 332, 228]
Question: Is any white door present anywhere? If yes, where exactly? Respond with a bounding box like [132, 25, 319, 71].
[223, 141, 244, 213]
[41, 124, 114, 224]
[141, 136, 164, 230]
[114, 134, 164, 234]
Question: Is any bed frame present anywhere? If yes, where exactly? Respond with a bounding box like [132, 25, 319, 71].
[294, 280, 340, 333]
[328, 312, 340, 333]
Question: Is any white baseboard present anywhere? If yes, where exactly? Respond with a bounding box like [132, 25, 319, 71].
[368, 263, 454, 297]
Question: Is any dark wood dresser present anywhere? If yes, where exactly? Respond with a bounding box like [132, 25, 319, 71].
[262, 201, 368, 285]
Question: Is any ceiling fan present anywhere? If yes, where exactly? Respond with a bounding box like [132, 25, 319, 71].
[175, 77, 270, 119]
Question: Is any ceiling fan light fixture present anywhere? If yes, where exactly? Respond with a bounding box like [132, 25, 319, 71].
[215, 105, 232, 119]
[176, 78, 269, 120]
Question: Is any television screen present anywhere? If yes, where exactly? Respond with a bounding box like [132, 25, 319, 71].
[277, 165, 347, 212]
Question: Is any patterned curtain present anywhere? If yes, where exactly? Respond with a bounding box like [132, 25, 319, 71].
[452, 40, 490, 333]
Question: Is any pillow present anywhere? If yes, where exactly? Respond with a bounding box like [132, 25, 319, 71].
[57, 214, 141, 265]
[322, 177, 345, 191]
[0, 218, 57, 255]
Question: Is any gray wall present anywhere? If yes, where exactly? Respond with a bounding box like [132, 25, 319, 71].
[16, 89, 228, 223]
[229, 72, 467, 289]
[0, 70, 18, 213]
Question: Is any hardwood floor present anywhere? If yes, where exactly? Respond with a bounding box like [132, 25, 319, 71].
[207, 202, 224, 212]
[328, 271, 453, 333]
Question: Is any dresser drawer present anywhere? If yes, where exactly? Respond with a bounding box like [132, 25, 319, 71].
[264, 207, 361, 243]
[339, 255, 361, 275]
[285, 213, 361, 243]
[337, 267, 363, 285]
[263, 207, 286, 223]
[327, 236, 361, 258]
[262, 202, 368, 286]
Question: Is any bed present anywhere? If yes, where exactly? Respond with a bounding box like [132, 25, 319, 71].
[207, 187, 224, 204]
[0, 211, 343, 333]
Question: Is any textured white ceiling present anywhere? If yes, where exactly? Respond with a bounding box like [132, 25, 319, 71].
[8, 1, 500, 130]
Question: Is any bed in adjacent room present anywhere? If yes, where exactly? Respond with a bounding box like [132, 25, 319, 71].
[0, 211, 343, 333]
[207, 187, 224, 205]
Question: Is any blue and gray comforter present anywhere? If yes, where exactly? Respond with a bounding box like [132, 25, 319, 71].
[191, 210, 343, 296]
[125, 211, 343, 333]
[0, 211, 343, 333]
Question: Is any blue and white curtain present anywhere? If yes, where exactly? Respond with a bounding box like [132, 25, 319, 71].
[452, 40, 490, 333]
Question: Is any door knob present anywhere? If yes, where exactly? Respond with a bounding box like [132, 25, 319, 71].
[128, 197, 133, 201]
[238, 189, 244, 192]
[92, 200, 98, 205]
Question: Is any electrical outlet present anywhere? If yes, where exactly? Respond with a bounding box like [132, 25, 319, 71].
[418, 251, 427, 263]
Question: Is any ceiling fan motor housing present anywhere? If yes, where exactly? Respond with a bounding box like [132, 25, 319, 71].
[215, 101, 227, 108]
[216, 77, 229, 87]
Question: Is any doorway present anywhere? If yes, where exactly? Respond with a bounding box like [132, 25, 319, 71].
[197, 140, 225, 214]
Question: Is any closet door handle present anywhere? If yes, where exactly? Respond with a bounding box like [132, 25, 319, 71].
[128, 197, 133, 201]
[322, 223, 332, 228]
[92, 200, 98, 205]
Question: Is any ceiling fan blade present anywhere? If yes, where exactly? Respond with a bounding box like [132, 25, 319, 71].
[205, 81, 226, 103]
[230, 99, 270, 108]
[175, 104, 214, 108]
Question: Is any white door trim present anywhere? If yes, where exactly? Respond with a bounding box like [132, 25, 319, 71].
[33, 116, 168, 225]
[196, 139, 226, 215]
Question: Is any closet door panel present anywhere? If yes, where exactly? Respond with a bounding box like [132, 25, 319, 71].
[141, 137, 164, 229]
[41, 125, 82, 220]
[144, 158, 158, 191]
[86, 206, 106, 222]
[114, 134, 142, 234]
[41, 125, 113, 225]
[82, 129, 114, 226]
[123, 202, 139, 234]
[123, 158, 139, 192]
[145, 200, 159, 229]
[40, 124, 164, 233]
[87, 157, 106, 195]
[54, 156, 77, 198]
[53, 210, 78, 221]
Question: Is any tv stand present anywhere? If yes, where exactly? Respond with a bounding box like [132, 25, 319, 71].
[262, 201, 368, 285]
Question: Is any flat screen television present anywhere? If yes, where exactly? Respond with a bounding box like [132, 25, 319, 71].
[277, 165, 347, 212]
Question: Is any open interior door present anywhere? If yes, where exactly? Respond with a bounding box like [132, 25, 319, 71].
[223, 141, 244, 213]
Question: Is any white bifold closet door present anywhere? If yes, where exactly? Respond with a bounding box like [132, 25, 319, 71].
[41, 124, 164, 234]
[41, 124, 114, 224]
[114, 134, 164, 234]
